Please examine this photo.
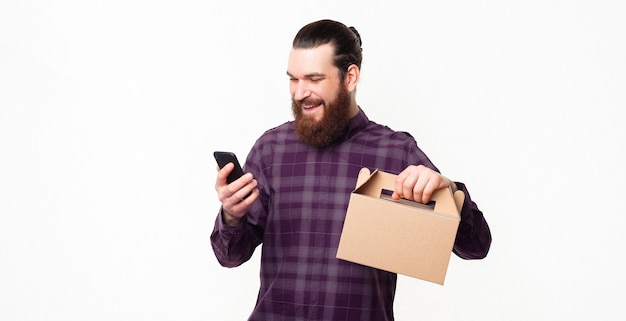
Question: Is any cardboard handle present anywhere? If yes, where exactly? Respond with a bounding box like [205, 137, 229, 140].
[356, 168, 463, 217]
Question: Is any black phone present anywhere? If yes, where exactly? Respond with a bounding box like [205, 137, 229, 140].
[213, 151, 245, 184]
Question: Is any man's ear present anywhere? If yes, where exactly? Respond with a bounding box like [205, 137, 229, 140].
[345, 64, 360, 92]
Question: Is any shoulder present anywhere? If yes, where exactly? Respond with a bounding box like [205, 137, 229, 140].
[248, 121, 299, 160]
[361, 120, 417, 145]
[256, 121, 296, 144]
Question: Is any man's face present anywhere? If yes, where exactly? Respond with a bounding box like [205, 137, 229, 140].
[287, 44, 354, 147]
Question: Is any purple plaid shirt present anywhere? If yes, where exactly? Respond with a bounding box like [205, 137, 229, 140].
[211, 108, 491, 321]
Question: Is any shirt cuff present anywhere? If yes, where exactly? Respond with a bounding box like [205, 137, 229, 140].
[217, 207, 244, 238]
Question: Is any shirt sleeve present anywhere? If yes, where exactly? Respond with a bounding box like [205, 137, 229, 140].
[210, 134, 271, 268]
[403, 136, 491, 259]
[451, 182, 492, 259]
[210, 207, 264, 268]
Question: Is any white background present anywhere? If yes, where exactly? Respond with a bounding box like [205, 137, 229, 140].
[1, 1, 625, 320]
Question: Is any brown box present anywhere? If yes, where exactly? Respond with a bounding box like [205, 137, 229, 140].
[336, 168, 464, 285]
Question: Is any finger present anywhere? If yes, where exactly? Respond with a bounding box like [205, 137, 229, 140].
[216, 165, 250, 206]
[226, 187, 260, 217]
[216, 162, 234, 184]
[394, 171, 409, 199]
[222, 175, 256, 206]
[233, 178, 258, 201]
[399, 173, 417, 201]
[420, 177, 440, 203]
[412, 173, 429, 203]
[226, 173, 254, 196]
[403, 178, 416, 201]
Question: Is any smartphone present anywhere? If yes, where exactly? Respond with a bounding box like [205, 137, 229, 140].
[213, 151, 246, 184]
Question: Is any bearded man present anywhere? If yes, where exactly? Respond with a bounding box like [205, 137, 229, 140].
[211, 19, 492, 321]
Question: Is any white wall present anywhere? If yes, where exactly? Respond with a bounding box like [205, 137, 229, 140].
[1, 1, 625, 320]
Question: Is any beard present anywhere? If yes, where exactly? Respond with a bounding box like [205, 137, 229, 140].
[291, 85, 353, 148]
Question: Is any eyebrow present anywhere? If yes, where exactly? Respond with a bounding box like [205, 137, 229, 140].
[286, 71, 326, 79]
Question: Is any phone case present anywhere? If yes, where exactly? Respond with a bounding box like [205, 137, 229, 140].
[214, 151, 245, 184]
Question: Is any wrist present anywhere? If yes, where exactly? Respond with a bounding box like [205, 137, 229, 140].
[222, 208, 242, 227]
[450, 181, 458, 193]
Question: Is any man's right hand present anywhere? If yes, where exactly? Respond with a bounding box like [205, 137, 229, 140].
[215, 163, 259, 226]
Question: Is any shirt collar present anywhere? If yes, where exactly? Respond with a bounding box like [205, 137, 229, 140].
[343, 106, 369, 140]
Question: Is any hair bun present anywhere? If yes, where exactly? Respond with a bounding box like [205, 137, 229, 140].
[349, 26, 362, 47]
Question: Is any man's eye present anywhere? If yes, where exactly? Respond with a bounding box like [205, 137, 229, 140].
[311, 78, 323, 82]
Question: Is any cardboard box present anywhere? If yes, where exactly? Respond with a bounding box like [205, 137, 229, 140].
[336, 168, 464, 285]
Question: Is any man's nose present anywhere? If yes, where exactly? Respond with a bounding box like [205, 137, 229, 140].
[293, 82, 311, 101]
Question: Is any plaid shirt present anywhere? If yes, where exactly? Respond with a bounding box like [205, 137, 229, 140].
[211, 108, 491, 321]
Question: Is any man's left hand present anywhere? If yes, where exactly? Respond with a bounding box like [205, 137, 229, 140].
[391, 165, 457, 203]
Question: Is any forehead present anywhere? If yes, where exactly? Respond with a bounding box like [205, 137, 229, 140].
[287, 43, 336, 77]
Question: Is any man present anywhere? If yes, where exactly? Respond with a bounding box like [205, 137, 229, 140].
[211, 19, 491, 321]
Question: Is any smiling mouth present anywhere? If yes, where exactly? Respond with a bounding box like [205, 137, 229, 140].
[303, 103, 322, 110]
